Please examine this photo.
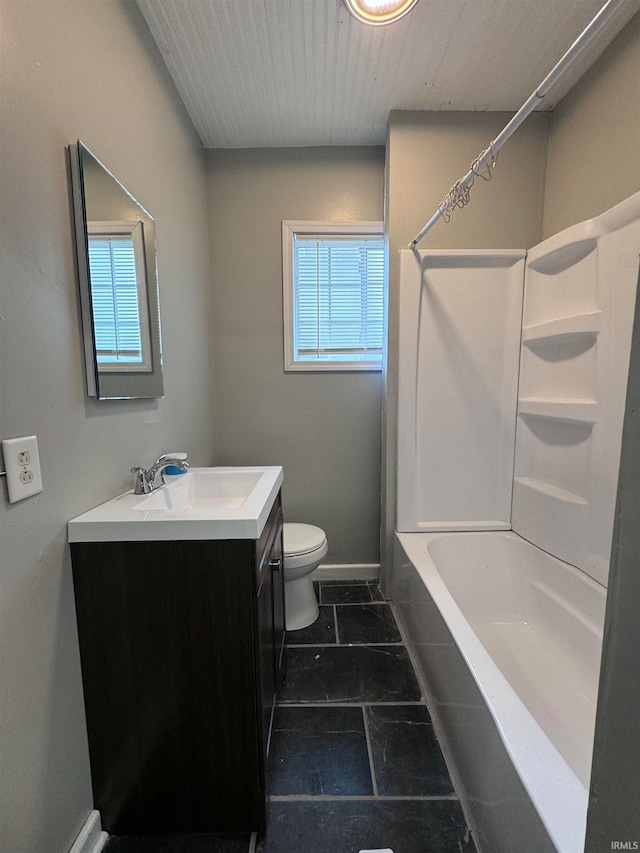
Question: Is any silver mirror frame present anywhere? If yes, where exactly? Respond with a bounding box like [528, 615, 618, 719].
[69, 141, 164, 399]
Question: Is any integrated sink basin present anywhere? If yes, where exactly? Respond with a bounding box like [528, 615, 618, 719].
[68, 466, 283, 542]
[134, 469, 263, 511]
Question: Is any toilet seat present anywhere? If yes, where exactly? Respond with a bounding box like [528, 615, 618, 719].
[283, 523, 327, 558]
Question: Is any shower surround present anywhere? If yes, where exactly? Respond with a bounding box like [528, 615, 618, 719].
[392, 191, 640, 852]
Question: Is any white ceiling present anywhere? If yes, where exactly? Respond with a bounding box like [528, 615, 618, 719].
[136, 0, 639, 148]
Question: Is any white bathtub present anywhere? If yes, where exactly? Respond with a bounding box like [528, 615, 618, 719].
[393, 530, 606, 853]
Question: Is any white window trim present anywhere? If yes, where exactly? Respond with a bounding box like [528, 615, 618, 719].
[87, 220, 153, 373]
[282, 220, 384, 373]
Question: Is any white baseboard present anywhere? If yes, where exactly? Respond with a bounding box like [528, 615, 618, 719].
[311, 563, 380, 581]
[69, 810, 108, 853]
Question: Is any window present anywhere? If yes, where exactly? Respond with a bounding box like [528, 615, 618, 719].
[87, 220, 152, 372]
[282, 221, 385, 371]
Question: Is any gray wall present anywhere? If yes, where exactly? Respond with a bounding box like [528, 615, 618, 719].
[0, 3, 216, 851]
[206, 147, 384, 565]
[543, 11, 640, 238]
[382, 111, 549, 582]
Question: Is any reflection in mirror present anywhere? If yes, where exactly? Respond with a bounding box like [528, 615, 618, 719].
[69, 141, 164, 399]
[87, 220, 152, 372]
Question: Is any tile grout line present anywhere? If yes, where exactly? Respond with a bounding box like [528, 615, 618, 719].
[268, 794, 460, 802]
[286, 641, 405, 648]
[333, 604, 340, 645]
[361, 703, 379, 798]
[276, 700, 427, 708]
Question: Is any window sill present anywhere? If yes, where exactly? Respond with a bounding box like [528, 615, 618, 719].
[285, 360, 383, 373]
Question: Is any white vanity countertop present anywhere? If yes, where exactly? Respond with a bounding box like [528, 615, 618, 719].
[68, 466, 284, 543]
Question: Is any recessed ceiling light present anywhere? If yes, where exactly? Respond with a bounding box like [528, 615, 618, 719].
[344, 0, 420, 26]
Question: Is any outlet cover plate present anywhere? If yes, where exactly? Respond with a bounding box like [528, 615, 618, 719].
[2, 435, 43, 503]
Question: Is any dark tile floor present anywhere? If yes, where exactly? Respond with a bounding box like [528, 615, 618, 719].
[103, 581, 476, 853]
[259, 581, 475, 853]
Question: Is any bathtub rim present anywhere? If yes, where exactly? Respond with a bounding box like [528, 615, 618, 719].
[395, 529, 594, 853]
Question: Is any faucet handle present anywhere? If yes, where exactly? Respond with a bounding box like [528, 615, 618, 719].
[130, 466, 152, 495]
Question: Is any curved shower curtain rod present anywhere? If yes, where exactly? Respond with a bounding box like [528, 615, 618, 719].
[408, 0, 632, 249]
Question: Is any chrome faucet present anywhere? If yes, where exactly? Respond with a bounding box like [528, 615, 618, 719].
[130, 455, 190, 495]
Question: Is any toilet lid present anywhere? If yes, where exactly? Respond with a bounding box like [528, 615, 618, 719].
[283, 523, 327, 557]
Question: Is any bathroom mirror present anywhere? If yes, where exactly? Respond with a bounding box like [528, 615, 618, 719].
[69, 141, 164, 399]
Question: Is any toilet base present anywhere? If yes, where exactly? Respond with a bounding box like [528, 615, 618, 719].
[285, 574, 319, 631]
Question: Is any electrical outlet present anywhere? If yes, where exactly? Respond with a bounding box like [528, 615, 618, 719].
[2, 435, 43, 503]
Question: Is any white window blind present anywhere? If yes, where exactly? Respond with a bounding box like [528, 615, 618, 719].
[283, 222, 385, 372]
[87, 221, 152, 372]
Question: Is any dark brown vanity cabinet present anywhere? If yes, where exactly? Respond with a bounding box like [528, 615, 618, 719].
[71, 494, 284, 836]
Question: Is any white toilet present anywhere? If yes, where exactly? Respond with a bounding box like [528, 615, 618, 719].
[283, 522, 328, 631]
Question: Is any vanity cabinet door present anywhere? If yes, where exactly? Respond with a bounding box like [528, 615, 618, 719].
[270, 528, 285, 688]
[72, 537, 261, 835]
[255, 501, 284, 756]
[257, 559, 276, 757]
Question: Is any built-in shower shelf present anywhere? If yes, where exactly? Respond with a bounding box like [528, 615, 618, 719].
[518, 398, 599, 424]
[513, 477, 588, 506]
[526, 236, 597, 274]
[521, 311, 602, 348]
